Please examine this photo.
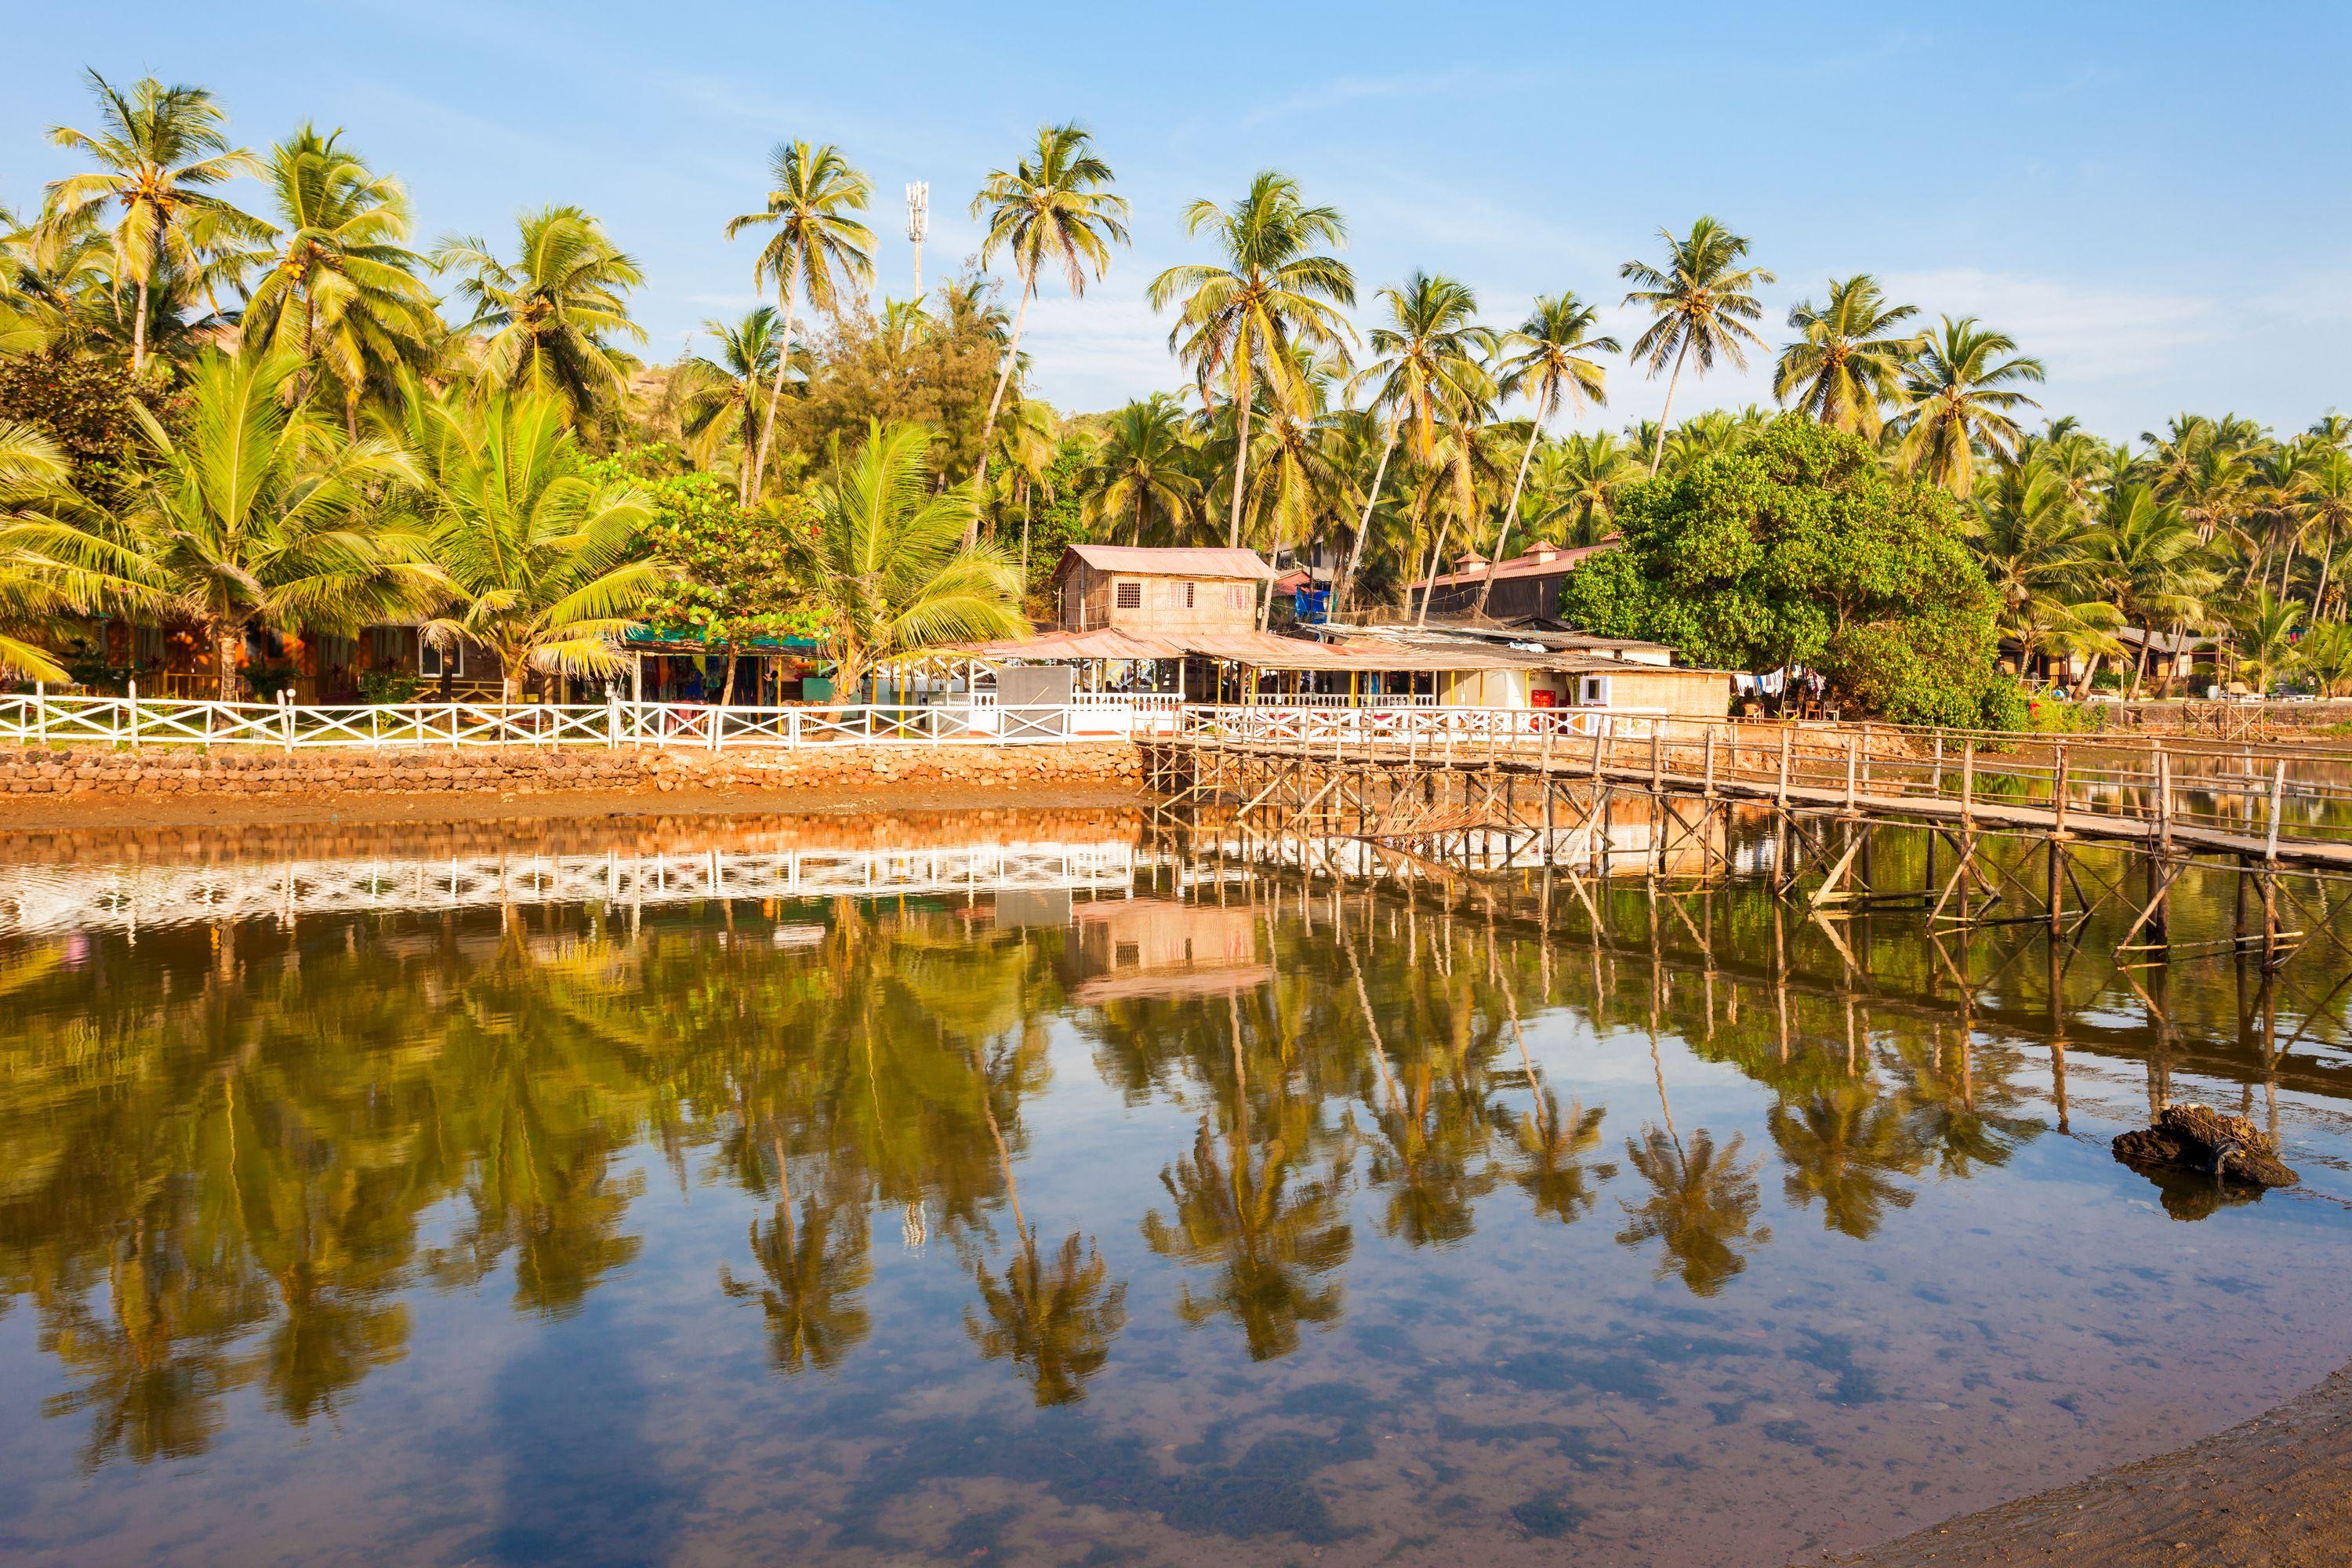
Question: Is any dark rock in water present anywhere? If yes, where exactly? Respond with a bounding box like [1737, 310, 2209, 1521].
[2114, 1103, 2298, 1194]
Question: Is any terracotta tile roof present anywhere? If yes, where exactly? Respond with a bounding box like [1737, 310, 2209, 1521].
[1415, 542, 1615, 590]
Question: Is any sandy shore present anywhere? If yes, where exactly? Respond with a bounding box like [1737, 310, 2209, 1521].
[1817, 1360, 2352, 1566]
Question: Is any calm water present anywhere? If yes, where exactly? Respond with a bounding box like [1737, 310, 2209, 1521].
[2, 808, 2350, 1566]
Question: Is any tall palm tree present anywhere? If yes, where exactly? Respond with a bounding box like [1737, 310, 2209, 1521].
[430, 206, 645, 422]
[2093, 484, 2216, 695]
[236, 125, 437, 433]
[970, 124, 1129, 500]
[45, 71, 263, 372]
[1891, 317, 2045, 499]
[1081, 394, 1199, 546]
[2300, 450, 2352, 619]
[408, 386, 663, 701]
[1475, 292, 1616, 615]
[725, 141, 873, 501]
[1772, 274, 1919, 438]
[1149, 172, 1356, 548]
[2231, 590, 2304, 694]
[1330, 271, 1494, 615]
[793, 420, 1028, 698]
[677, 308, 788, 503]
[1972, 459, 2121, 683]
[123, 351, 433, 700]
[1618, 217, 1774, 474]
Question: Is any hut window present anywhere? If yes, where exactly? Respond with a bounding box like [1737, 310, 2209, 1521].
[1229, 584, 1248, 609]
[1182, 583, 1197, 608]
[1115, 579, 1142, 609]
[1579, 674, 1611, 706]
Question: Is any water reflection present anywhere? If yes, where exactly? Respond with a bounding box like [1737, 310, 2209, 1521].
[1, 808, 2350, 1564]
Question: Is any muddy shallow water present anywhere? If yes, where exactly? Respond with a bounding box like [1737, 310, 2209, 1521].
[0, 808, 2348, 1566]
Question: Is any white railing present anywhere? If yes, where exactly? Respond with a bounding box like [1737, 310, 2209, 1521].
[0, 689, 1185, 751]
[1181, 703, 1668, 746]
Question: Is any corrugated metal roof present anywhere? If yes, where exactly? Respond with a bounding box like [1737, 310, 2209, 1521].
[950, 626, 1726, 677]
[1058, 544, 1277, 581]
[1416, 542, 1613, 590]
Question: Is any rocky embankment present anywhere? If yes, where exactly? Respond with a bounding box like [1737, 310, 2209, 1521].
[0, 742, 1143, 800]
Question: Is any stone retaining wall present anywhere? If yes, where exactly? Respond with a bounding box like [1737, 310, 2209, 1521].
[0, 742, 1143, 798]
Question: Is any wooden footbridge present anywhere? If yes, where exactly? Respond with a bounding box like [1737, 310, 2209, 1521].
[1141, 705, 2352, 971]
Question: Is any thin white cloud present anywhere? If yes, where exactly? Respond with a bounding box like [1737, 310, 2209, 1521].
[1880, 267, 2220, 383]
[1236, 65, 1546, 131]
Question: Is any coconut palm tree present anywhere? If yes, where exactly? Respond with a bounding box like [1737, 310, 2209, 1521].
[1149, 172, 1356, 548]
[1772, 274, 1919, 438]
[1767, 1083, 1920, 1240]
[44, 71, 263, 372]
[792, 420, 1027, 699]
[430, 206, 645, 422]
[1614, 1125, 1769, 1297]
[1972, 459, 2121, 683]
[2092, 484, 2217, 695]
[122, 350, 433, 700]
[2300, 450, 2352, 619]
[725, 141, 873, 500]
[236, 125, 437, 433]
[0, 422, 154, 681]
[1530, 430, 1637, 546]
[1891, 317, 2045, 499]
[1081, 394, 1200, 546]
[2230, 590, 2303, 695]
[1330, 271, 1494, 616]
[1618, 218, 1774, 474]
[677, 308, 789, 503]
[970, 124, 1129, 501]
[408, 386, 664, 700]
[1475, 292, 1616, 616]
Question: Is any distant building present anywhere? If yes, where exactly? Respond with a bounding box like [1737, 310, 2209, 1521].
[1412, 541, 1616, 621]
[1051, 544, 1274, 634]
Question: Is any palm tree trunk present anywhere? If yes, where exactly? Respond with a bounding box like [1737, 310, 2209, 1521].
[747, 276, 799, 502]
[975, 268, 1036, 506]
[2314, 536, 2336, 617]
[1474, 418, 1544, 619]
[1132, 488, 1146, 547]
[1648, 340, 1691, 476]
[215, 626, 238, 703]
[1227, 361, 1255, 550]
[1415, 517, 1453, 630]
[1332, 416, 1398, 619]
[132, 278, 150, 374]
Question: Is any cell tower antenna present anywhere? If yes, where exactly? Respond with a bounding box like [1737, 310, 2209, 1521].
[905, 182, 929, 298]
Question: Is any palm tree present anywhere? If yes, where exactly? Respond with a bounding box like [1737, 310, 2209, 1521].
[1081, 394, 1200, 546]
[408, 386, 665, 700]
[123, 351, 433, 700]
[236, 125, 437, 433]
[1767, 1083, 1920, 1240]
[45, 71, 263, 372]
[2230, 590, 2303, 695]
[676, 308, 789, 503]
[970, 124, 1129, 501]
[1330, 271, 1494, 616]
[1614, 1126, 1769, 1297]
[1475, 292, 1616, 616]
[1891, 317, 2045, 499]
[1531, 430, 1636, 546]
[0, 422, 152, 681]
[1618, 218, 1774, 474]
[2094, 485, 2216, 695]
[1972, 459, 2121, 683]
[1149, 172, 1356, 548]
[793, 420, 1028, 699]
[2300, 450, 2352, 618]
[430, 206, 645, 422]
[725, 141, 874, 501]
[1772, 274, 1919, 438]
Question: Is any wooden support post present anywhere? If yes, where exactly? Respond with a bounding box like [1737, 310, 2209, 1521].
[1843, 734, 1859, 815]
[1777, 725, 1791, 808]
[1961, 738, 1974, 826]
[2264, 758, 2285, 865]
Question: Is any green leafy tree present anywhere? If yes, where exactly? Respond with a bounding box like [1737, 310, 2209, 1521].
[1559, 416, 2009, 724]
[1080, 394, 1198, 547]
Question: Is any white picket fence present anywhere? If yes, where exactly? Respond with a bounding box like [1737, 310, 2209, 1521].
[0, 687, 1185, 751]
[1179, 702, 1667, 746]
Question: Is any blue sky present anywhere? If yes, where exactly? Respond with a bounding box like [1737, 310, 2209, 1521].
[7, 1, 2347, 441]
